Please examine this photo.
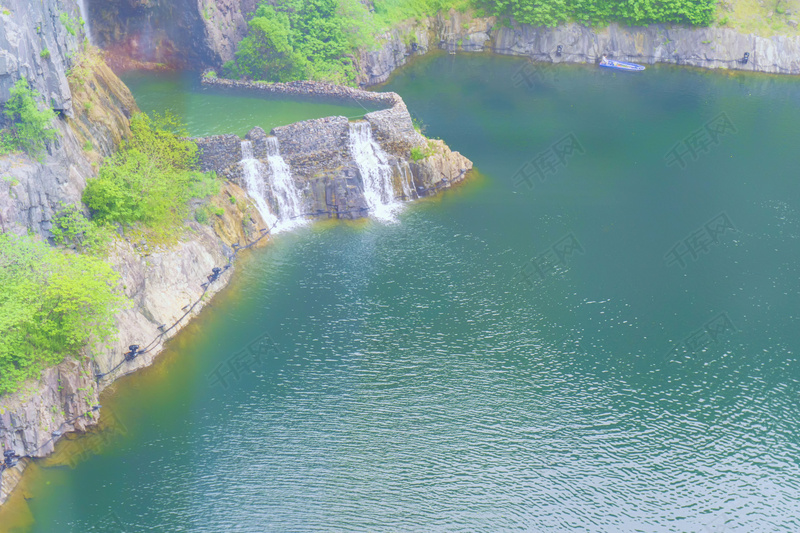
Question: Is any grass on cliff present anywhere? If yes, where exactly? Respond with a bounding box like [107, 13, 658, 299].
[83, 112, 220, 242]
[717, 0, 800, 37]
[0, 233, 127, 396]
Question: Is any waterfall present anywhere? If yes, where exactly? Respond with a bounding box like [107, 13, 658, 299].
[240, 141, 278, 230]
[78, 0, 93, 44]
[265, 137, 305, 231]
[396, 162, 416, 200]
[348, 122, 403, 221]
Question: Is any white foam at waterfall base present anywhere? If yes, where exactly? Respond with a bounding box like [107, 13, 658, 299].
[349, 122, 404, 222]
[240, 141, 279, 230]
[266, 137, 307, 232]
[78, 0, 93, 44]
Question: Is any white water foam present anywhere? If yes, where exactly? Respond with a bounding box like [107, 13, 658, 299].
[348, 122, 404, 222]
[266, 137, 306, 232]
[240, 141, 278, 230]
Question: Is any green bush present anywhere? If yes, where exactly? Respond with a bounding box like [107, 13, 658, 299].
[59, 12, 77, 36]
[0, 78, 58, 159]
[410, 140, 438, 161]
[82, 112, 220, 238]
[0, 233, 126, 395]
[51, 205, 114, 255]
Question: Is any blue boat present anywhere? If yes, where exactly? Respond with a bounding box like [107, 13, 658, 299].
[599, 56, 645, 72]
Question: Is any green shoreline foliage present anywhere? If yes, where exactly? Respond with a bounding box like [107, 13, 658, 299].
[83, 112, 220, 240]
[224, 0, 378, 85]
[0, 78, 58, 159]
[223, 0, 715, 86]
[0, 233, 126, 396]
[475, 0, 716, 27]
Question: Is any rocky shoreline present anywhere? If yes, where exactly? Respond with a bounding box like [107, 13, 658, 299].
[357, 14, 800, 86]
[0, 30, 471, 513]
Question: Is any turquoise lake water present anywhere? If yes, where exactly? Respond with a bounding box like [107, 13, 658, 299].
[3, 55, 800, 531]
[119, 71, 379, 137]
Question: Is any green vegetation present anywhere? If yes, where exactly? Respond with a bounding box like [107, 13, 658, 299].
[194, 203, 225, 224]
[0, 78, 58, 159]
[59, 12, 77, 36]
[0, 232, 126, 395]
[82, 112, 220, 240]
[371, 0, 471, 27]
[51, 205, 114, 255]
[40, 48, 51, 60]
[474, 0, 716, 27]
[224, 0, 715, 86]
[410, 139, 439, 161]
[223, 0, 378, 84]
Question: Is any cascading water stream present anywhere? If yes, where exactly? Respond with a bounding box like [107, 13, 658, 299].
[78, 0, 93, 44]
[396, 162, 417, 200]
[265, 137, 305, 231]
[240, 141, 278, 229]
[348, 122, 403, 222]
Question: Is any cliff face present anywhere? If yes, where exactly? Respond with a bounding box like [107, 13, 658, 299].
[0, 0, 85, 113]
[0, 50, 138, 238]
[358, 12, 800, 85]
[88, 0, 254, 69]
[0, 0, 108, 238]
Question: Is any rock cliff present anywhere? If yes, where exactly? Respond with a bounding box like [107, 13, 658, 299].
[81, 0, 800, 78]
[0, 0, 86, 113]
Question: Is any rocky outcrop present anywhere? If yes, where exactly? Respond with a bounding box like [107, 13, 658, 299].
[195, 77, 472, 219]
